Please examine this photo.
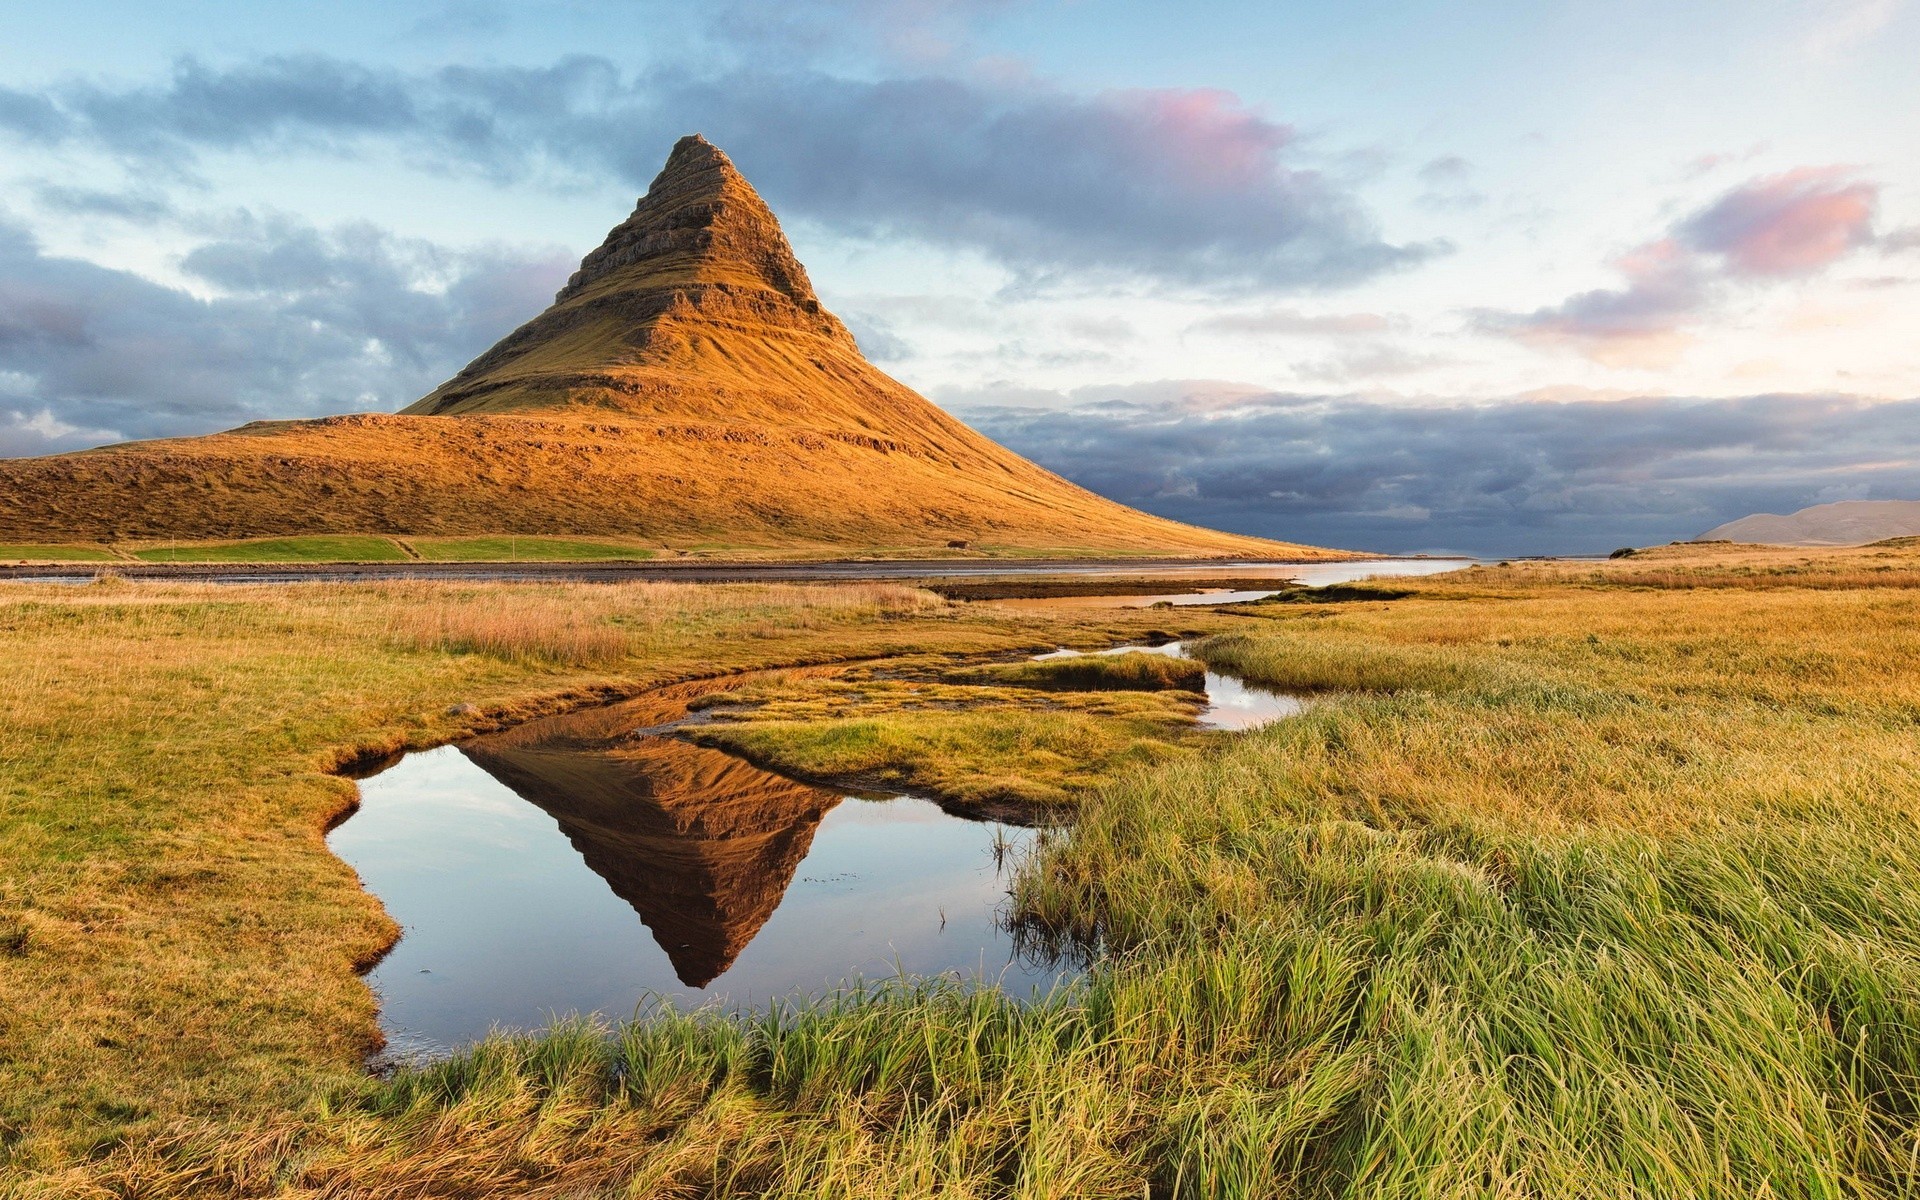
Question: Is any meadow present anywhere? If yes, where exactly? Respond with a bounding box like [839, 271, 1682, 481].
[6, 542, 1920, 1197]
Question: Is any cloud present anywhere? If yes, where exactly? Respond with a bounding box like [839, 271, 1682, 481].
[1288, 344, 1451, 383]
[1417, 155, 1472, 185]
[1676, 167, 1878, 276]
[1807, 0, 1903, 57]
[947, 384, 1920, 556]
[838, 309, 914, 361]
[1479, 238, 1707, 366]
[1481, 167, 1882, 363]
[0, 54, 1435, 290]
[0, 214, 571, 449]
[1191, 308, 1393, 337]
[1414, 154, 1485, 212]
[31, 184, 176, 221]
[0, 405, 119, 458]
[703, 0, 1025, 65]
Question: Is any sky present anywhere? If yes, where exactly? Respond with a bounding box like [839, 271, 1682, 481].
[2, 0, 1916, 555]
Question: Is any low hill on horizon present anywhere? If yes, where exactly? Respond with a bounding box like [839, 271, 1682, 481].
[0, 136, 1337, 561]
[1697, 499, 1920, 547]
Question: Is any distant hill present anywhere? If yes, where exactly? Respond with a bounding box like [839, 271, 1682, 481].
[0, 135, 1335, 560]
[1697, 500, 1920, 547]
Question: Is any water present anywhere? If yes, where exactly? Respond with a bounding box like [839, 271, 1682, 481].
[330, 718, 1065, 1057]
[1002, 557, 1469, 608]
[329, 638, 1309, 1055]
[1032, 642, 1305, 730]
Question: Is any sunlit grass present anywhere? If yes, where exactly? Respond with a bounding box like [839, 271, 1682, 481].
[950, 650, 1206, 692]
[407, 535, 659, 562]
[0, 543, 119, 561]
[16, 543, 1920, 1195]
[130, 536, 410, 562]
[0, 576, 1217, 1186]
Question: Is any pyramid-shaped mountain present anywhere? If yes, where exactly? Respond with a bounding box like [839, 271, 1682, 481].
[0, 135, 1339, 558]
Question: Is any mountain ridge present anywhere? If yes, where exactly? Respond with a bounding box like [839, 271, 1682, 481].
[0, 135, 1346, 560]
[1698, 499, 1920, 547]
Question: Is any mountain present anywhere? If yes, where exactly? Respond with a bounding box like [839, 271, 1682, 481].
[1697, 500, 1920, 547]
[0, 135, 1337, 559]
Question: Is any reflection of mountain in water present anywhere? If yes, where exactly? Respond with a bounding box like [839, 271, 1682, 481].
[461, 703, 843, 986]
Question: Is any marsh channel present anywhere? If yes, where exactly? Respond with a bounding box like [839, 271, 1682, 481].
[328, 640, 1301, 1059]
[327, 560, 1472, 1058]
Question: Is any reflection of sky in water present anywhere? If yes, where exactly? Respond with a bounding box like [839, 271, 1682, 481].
[1008, 557, 1468, 608]
[329, 747, 1066, 1057]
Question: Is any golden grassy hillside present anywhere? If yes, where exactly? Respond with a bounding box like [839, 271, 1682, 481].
[0, 136, 1332, 560]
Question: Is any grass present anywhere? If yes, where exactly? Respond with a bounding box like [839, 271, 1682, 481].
[695, 701, 1200, 808]
[0, 577, 1227, 1186]
[951, 650, 1207, 692]
[682, 652, 1211, 807]
[389, 595, 636, 666]
[12, 541, 1920, 1195]
[0, 544, 120, 562]
[131, 536, 410, 563]
[407, 536, 659, 562]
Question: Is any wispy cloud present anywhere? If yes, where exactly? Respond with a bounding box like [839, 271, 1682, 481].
[1190, 308, 1393, 337]
[1807, 0, 1903, 58]
[1479, 167, 1883, 364]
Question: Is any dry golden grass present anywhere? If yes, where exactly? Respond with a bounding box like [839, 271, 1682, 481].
[0, 577, 1234, 1185]
[21, 543, 1920, 1196]
[690, 660, 1207, 808]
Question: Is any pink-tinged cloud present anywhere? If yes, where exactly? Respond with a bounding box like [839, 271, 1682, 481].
[1476, 237, 1708, 366]
[1678, 167, 1878, 277]
[1102, 88, 1291, 191]
[1482, 165, 1885, 364]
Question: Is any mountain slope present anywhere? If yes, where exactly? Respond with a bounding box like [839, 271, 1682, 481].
[1698, 500, 1920, 547]
[0, 136, 1340, 559]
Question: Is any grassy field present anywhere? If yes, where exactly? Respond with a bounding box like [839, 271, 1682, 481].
[131, 536, 412, 563]
[0, 577, 1222, 1185]
[406, 536, 659, 562]
[8, 543, 1920, 1196]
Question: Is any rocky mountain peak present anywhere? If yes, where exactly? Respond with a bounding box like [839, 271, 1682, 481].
[554, 133, 823, 311]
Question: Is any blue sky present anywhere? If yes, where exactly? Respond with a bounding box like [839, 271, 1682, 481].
[2, 0, 1916, 554]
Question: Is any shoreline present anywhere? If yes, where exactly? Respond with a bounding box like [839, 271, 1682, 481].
[0, 554, 1463, 585]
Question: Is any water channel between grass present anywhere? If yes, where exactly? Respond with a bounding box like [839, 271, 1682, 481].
[328, 642, 1306, 1058]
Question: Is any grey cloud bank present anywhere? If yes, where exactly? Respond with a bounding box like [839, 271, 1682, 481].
[948, 385, 1920, 557]
[0, 53, 1431, 289]
[0, 215, 570, 455]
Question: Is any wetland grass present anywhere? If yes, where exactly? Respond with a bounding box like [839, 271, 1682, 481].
[11, 542, 1920, 1196]
[952, 650, 1207, 693]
